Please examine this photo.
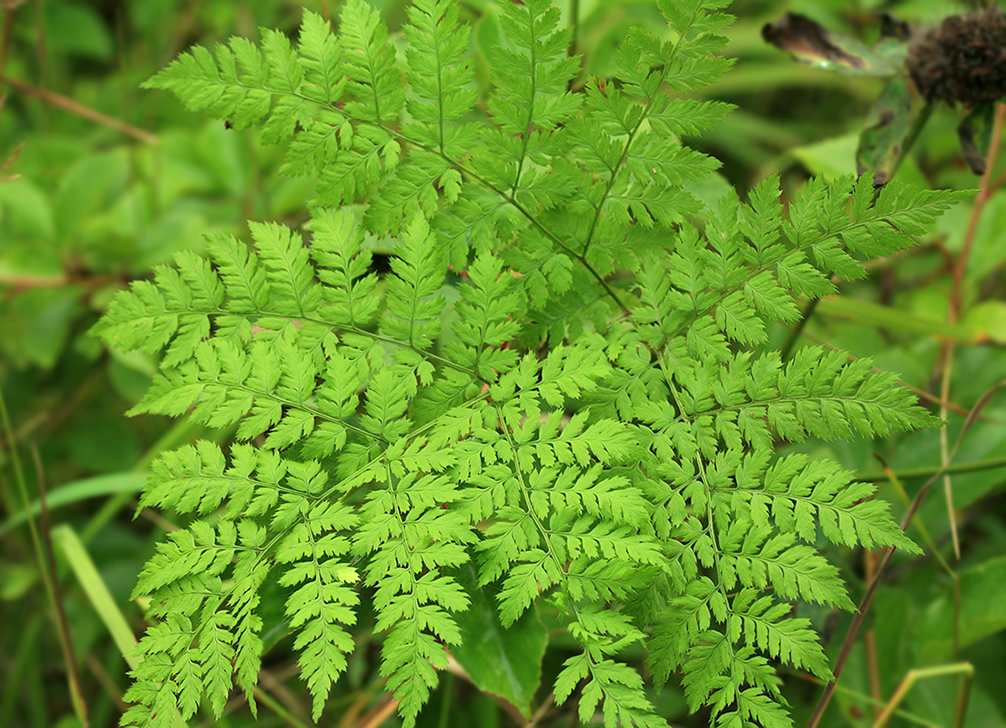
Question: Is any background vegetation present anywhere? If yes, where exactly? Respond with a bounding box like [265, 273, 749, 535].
[1, 0, 1004, 726]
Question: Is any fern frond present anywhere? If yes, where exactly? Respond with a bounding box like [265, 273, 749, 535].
[308, 207, 382, 328]
[382, 216, 447, 351]
[102, 2, 972, 726]
[403, 0, 478, 155]
[487, 0, 581, 162]
[122, 518, 268, 726]
[276, 501, 359, 720]
[354, 465, 474, 726]
[341, 0, 405, 125]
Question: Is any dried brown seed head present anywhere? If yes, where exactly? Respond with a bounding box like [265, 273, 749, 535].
[907, 6, 1006, 107]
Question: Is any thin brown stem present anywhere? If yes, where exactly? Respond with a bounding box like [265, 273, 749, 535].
[0, 139, 22, 182]
[864, 550, 881, 719]
[952, 102, 1006, 310]
[32, 446, 89, 726]
[807, 381, 1004, 728]
[937, 100, 1006, 561]
[1, 272, 124, 298]
[0, 73, 159, 144]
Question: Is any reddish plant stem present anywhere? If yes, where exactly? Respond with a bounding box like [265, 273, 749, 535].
[810, 103, 1006, 728]
[938, 100, 1006, 562]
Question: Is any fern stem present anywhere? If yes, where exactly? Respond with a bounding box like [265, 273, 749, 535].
[322, 389, 492, 506]
[345, 322, 478, 376]
[491, 400, 639, 719]
[779, 297, 818, 361]
[579, 3, 703, 259]
[509, 3, 538, 197]
[496, 402, 570, 576]
[442, 148, 632, 314]
[349, 114, 633, 315]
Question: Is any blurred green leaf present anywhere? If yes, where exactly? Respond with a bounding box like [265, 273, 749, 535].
[43, 2, 114, 62]
[815, 296, 978, 342]
[0, 472, 145, 537]
[872, 588, 916, 697]
[452, 565, 548, 718]
[918, 556, 1006, 663]
[107, 351, 157, 403]
[0, 287, 85, 368]
[964, 302, 1006, 345]
[54, 151, 128, 241]
[792, 133, 858, 179]
[0, 562, 37, 601]
[912, 681, 1003, 728]
[68, 419, 139, 473]
[0, 178, 55, 242]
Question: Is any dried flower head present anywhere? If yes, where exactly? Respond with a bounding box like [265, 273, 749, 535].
[907, 5, 1006, 107]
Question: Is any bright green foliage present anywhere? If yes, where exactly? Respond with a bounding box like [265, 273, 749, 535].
[96, 0, 967, 726]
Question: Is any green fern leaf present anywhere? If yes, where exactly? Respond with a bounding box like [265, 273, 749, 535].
[100, 1, 971, 725]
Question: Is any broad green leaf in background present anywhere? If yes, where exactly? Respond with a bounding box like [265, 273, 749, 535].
[871, 588, 916, 697]
[791, 132, 858, 179]
[0, 561, 36, 601]
[0, 177, 56, 244]
[54, 151, 128, 241]
[0, 472, 145, 538]
[452, 565, 548, 719]
[964, 302, 1006, 345]
[790, 130, 929, 187]
[912, 680, 1003, 728]
[0, 287, 85, 368]
[917, 556, 1006, 663]
[815, 295, 978, 342]
[42, 2, 114, 61]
